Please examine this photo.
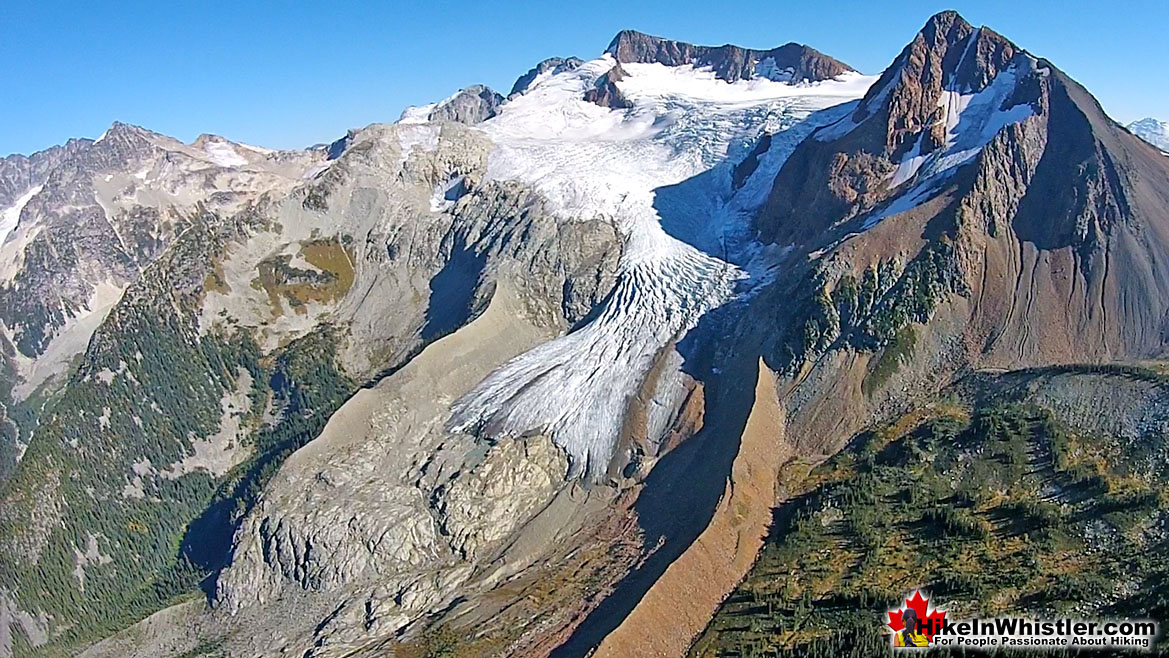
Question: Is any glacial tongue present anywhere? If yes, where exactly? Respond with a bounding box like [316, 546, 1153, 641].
[445, 48, 874, 477]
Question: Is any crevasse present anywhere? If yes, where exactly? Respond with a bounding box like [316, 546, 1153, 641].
[447, 55, 876, 476]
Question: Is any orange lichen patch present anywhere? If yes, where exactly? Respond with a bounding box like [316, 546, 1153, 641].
[301, 238, 355, 291]
[881, 400, 970, 441]
[202, 263, 231, 295]
[253, 237, 355, 316]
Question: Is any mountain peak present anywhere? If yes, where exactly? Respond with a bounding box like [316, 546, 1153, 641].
[604, 30, 854, 83]
[1128, 117, 1169, 152]
[94, 120, 157, 146]
[427, 85, 504, 124]
[922, 9, 972, 32]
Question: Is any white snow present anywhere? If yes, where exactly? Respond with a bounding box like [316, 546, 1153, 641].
[430, 175, 466, 212]
[448, 54, 876, 475]
[518, 66, 565, 96]
[301, 161, 333, 180]
[203, 140, 250, 168]
[753, 57, 794, 83]
[396, 124, 440, 163]
[237, 141, 276, 155]
[0, 184, 43, 243]
[398, 103, 437, 124]
[1129, 117, 1169, 153]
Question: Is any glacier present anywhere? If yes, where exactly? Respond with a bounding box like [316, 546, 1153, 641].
[447, 54, 877, 476]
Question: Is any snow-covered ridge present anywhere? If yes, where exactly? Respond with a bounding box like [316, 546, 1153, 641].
[1129, 117, 1169, 153]
[449, 54, 876, 474]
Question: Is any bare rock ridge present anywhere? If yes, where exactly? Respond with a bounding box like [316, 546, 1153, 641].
[0, 139, 91, 208]
[426, 85, 505, 124]
[605, 29, 855, 83]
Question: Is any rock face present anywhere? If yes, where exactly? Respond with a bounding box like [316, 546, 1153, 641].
[0, 123, 324, 482]
[1129, 117, 1169, 152]
[212, 287, 571, 655]
[582, 62, 631, 109]
[427, 85, 505, 124]
[606, 29, 854, 82]
[758, 11, 1027, 244]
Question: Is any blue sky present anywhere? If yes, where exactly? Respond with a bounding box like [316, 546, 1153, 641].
[2, 0, 1166, 156]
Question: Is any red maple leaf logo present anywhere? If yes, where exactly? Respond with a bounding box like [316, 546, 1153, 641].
[887, 590, 947, 641]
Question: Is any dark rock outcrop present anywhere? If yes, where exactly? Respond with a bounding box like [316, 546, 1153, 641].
[584, 62, 632, 109]
[427, 85, 504, 124]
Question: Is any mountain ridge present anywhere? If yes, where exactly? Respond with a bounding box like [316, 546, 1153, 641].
[606, 29, 855, 83]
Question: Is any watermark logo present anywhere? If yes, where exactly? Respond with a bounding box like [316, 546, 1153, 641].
[887, 590, 947, 647]
[886, 589, 1159, 651]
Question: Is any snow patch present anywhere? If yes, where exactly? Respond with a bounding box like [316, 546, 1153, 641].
[0, 184, 43, 243]
[753, 57, 794, 83]
[430, 175, 467, 212]
[397, 125, 440, 164]
[399, 103, 438, 124]
[203, 140, 250, 168]
[867, 53, 1038, 229]
[1129, 117, 1169, 152]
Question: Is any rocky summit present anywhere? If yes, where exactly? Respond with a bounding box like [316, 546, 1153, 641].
[1, 10, 1168, 658]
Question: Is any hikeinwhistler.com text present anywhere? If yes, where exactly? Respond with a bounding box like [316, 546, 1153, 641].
[913, 617, 1158, 650]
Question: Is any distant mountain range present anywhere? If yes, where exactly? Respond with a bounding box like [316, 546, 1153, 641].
[1130, 116, 1169, 152]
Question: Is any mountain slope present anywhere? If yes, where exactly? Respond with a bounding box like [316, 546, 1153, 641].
[0, 121, 621, 657]
[0, 31, 874, 658]
[694, 365, 1169, 656]
[0, 127, 326, 483]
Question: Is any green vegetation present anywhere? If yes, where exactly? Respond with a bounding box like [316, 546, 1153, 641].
[0, 212, 358, 657]
[691, 392, 1169, 657]
[863, 326, 916, 395]
[773, 239, 966, 381]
